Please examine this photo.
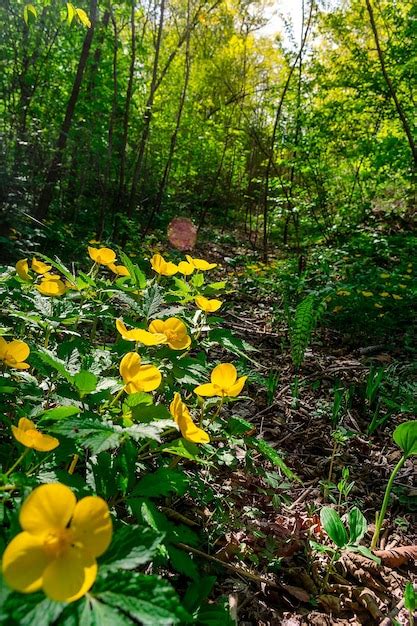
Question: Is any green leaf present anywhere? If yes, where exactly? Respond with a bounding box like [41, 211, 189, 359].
[227, 416, 253, 435]
[209, 328, 258, 363]
[74, 370, 98, 396]
[133, 468, 189, 498]
[63, 596, 133, 626]
[347, 545, 381, 563]
[194, 603, 235, 625]
[320, 507, 348, 548]
[66, 2, 75, 25]
[167, 546, 199, 580]
[404, 582, 416, 612]
[35, 348, 74, 383]
[40, 405, 80, 422]
[76, 7, 91, 28]
[123, 392, 153, 408]
[249, 438, 300, 482]
[52, 418, 122, 453]
[393, 420, 417, 457]
[119, 251, 147, 289]
[183, 576, 216, 613]
[23, 3, 37, 24]
[191, 273, 204, 288]
[142, 284, 164, 320]
[160, 438, 201, 461]
[348, 507, 367, 545]
[101, 525, 164, 571]
[96, 571, 190, 624]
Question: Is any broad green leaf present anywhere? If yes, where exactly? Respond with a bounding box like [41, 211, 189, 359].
[35, 348, 74, 383]
[191, 273, 204, 288]
[183, 576, 216, 613]
[133, 468, 189, 498]
[393, 421, 417, 457]
[348, 507, 367, 545]
[52, 418, 122, 453]
[227, 416, 253, 435]
[404, 582, 416, 612]
[74, 370, 98, 396]
[119, 251, 147, 289]
[96, 571, 190, 624]
[23, 3, 37, 24]
[64, 596, 133, 626]
[347, 545, 381, 563]
[40, 405, 80, 421]
[250, 438, 300, 482]
[101, 525, 164, 571]
[160, 438, 201, 461]
[320, 507, 348, 548]
[76, 7, 91, 28]
[167, 546, 199, 581]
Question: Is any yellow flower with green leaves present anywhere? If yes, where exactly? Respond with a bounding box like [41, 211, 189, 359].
[194, 363, 247, 398]
[2, 483, 112, 602]
[88, 247, 116, 266]
[195, 296, 222, 313]
[116, 319, 166, 346]
[119, 352, 162, 393]
[361, 291, 373, 297]
[150, 254, 178, 276]
[170, 393, 210, 443]
[185, 255, 217, 271]
[12, 418, 59, 452]
[0, 338, 30, 369]
[177, 261, 194, 276]
[148, 318, 191, 350]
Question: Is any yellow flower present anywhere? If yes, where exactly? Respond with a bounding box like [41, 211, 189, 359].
[332, 306, 343, 313]
[185, 255, 217, 271]
[108, 263, 130, 277]
[169, 393, 210, 444]
[119, 352, 161, 393]
[12, 418, 59, 452]
[399, 284, 407, 289]
[177, 261, 194, 276]
[36, 279, 67, 297]
[195, 296, 222, 313]
[0, 338, 30, 369]
[148, 318, 191, 350]
[16, 259, 32, 282]
[31, 258, 52, 275]
[392, 294, 402, 300]
[116, 320, 166, 346]
[374, 303, 383, 309]
[380, 273, 390, 279]
[337, 290, 351, 296]
[380, 292, 390, 297]
[87, 247, 116, 266]
[150, 254, 178, 276]
[194, 363, 247, 398]
[361, 291, 373, 297]
[2, 483, 112, 602]
[43, 273, 62, 281]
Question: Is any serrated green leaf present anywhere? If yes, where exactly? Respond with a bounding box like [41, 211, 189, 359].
[96, 571, 190, 624]
[250, 438, 300, 481]
[133, 468, 189, 498]
[52, 418, 122, 453]
[35, 348, 75, 382]
[101, 525, 164, 571]
[320, 507, 348, 548]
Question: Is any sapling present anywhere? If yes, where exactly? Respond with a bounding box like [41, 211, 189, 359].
[370, 420, 417, 550]
[403, 582, 416, 626]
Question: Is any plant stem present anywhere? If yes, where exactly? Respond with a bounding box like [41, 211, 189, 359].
[321, 550, 338, 592]
[371, 454, 406, 550]
[5, 448, 30, 477]
[109, 387, 124, 407]
[324, 438, 338, 501]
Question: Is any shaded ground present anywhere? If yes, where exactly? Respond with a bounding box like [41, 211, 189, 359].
[182, 238, 417, 625]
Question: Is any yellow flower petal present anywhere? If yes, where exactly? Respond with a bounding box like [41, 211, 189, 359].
[36, 279, 67, 297]
[7, 340, 30, 363]
[195, 296, 222, 313]
[16, 259, 32, 281]
[116, 320, 166, 345]
[20, 484, 76, 536]
[227, 376, 248, 397]
[170, 393, 209, 443]
[31, 258, 52, 274]
[2, 531, 51, 594]
[194, 382, 218, 397]
[177, 261, 194, 276]
[88, 247, 116, 265]
[185, 255, 217, 271]
[211, 363, 237, 388]
[125, 364, 162, 393]
[71, 496, 112, 558]
[109, 263, 130, 277]
[150, 254, 178, 276]
[42, 545, 97, 603]
[11, 422, 59, 452]
[148, 318, 191, 351]
[120, 352, 142, 383]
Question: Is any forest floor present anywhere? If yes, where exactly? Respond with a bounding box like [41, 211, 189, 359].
[183, 236, 417, 625]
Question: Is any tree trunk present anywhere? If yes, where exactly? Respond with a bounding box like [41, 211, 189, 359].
[36, 0, 98, 220]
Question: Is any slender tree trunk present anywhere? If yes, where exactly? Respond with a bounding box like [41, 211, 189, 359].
[36, 0, 98, 220]
[127, 0, 166, 219]
[144, 0, 192, 234]
[262, 0, 315, 261]
[365, 0, 417, 168]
